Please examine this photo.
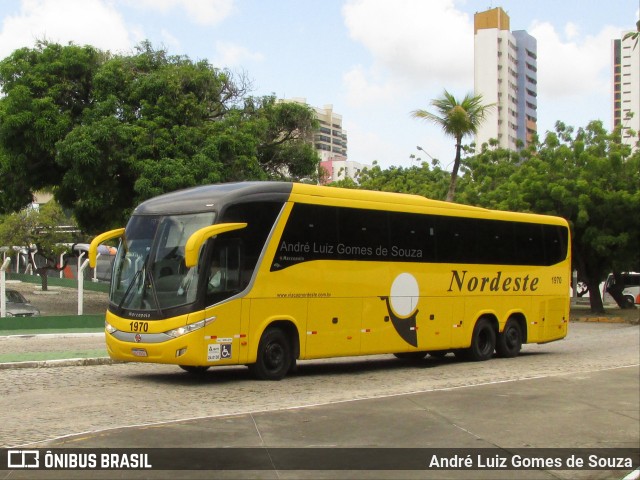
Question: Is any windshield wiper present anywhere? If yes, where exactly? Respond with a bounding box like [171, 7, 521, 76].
[117, 258, 164, 317]
[117, 263, 146, 310]
[145, 268, 164, 317]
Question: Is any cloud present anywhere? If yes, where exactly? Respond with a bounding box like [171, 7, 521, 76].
[213, 41, 264, 68]
[342, 0, 474, 89]
[530, 20, 619, 99]
[124, 0, 235, 26]
[564, 22, 579, 40]
[344, 119, 399, 166]
[342, 65, 398, 107]
[0, 0, 133, 59]
[341, 0, 627, 134]
[159, 29, 181, 51]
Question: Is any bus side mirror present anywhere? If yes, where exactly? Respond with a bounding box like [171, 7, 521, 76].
[89, 228, 125, 268]
[184, 223, 247, 268]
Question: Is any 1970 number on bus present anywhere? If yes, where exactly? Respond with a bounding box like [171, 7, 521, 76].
[129, 321, 149, 333]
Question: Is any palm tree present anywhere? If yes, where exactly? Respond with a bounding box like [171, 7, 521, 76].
[622, 20, 639, 48]
[412, 90, 494, 201]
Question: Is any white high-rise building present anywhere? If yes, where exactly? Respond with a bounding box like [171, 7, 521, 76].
[613, 32, 640, 150]
[282, 98, 348, 163]
[281, 98, 371, 184]
[474, 7, 537, 151]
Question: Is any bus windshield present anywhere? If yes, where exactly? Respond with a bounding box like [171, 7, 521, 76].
[111, 212, 215, 313]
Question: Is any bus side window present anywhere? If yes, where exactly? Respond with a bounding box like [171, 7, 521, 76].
[206, 239, 242, 302]
[221, 201, 284, 279]
[338, 208, 387, 257]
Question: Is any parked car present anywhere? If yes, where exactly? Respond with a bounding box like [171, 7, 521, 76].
[602, 272, 640, 306]
[3, 289, 40, 317]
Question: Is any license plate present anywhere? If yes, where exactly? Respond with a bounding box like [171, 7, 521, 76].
[131, 348, 148, 357]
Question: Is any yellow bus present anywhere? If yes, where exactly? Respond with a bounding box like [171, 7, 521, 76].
[90, 182, 571, 380]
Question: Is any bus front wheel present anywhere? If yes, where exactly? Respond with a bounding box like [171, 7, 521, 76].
[456, 318, 496, 361]
[249, 327, 292, 380]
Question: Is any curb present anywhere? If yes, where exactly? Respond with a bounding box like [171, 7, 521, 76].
[571, 316, 628, 324]
[0, 357, 116, 370]
[0, 332, 104, 339]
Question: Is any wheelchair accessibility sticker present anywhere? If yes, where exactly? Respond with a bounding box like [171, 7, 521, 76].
[208, 343, 232, 361]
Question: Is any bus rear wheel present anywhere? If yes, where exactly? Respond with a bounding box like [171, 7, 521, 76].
[456, 318, 496, 361]
[495, 320, 522, 358]
[249, 327, 292, 380]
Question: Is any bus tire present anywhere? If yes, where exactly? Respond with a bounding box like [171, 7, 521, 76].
[179, 365, 210, 374]
[393, 351, 427, 360]
[249, 327, 292, 380]
[495, 320, 522, 358]
[458, 318, 496, 361]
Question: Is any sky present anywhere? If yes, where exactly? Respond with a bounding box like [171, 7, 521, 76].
[0, 0, 637, 170]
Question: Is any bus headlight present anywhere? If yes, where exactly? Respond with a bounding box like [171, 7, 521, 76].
[164, 316, 216, 339]
[105, 321, 117, 334]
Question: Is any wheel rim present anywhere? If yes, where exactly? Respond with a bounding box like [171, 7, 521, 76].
[505, 325, 520, 350]
[263, 342, 285, 371]
[477, 326, 494, 356]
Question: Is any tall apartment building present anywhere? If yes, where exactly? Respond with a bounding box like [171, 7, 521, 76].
[474, 7, 537, 151]
[312, 102, 348, 163]
[281, 98, 370, 184]
[282, 98, 347, 161]
[613, 32, 640, 149]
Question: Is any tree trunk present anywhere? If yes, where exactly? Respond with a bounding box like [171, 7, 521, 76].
[37, 267, 49, 291]
[573, 252, 605, 314]
[585, 276, 605, 314]
[606, 272, 637, 309]
[30, 247, 69, 292]
[445, 141, 463, 202]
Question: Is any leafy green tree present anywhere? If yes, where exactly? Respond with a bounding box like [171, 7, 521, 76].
[455, 143, 529, 210]
[411, 90, 494, 201]
[332, 160, 451, 200]
[462, 121, 640, 313]
[53, 42, 257, 232]
[252, 97, 320, 179]
[0, 41, 319, 233]
[0, 42, 104, 212]
[0, 199, 81, 290]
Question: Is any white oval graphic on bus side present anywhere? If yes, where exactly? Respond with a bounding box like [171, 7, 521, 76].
[389, 273, 419, 317]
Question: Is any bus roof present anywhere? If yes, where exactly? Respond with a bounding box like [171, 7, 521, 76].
[132, 181, 568, 226]
[291, 183, 484, 212]
[133, 182, 293, 215]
